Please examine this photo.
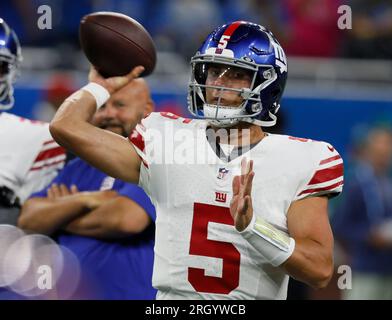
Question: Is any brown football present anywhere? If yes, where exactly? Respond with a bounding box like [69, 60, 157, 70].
[79, 12, 157, 78]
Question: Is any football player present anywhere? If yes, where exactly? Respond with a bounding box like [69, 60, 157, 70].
[0, 19, 65, 225]
[50, 21, 343, 299]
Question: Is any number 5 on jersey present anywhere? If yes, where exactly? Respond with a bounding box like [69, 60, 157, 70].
[188, 203, 240, 294]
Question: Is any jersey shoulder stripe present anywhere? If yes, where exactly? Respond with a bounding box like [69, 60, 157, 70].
[290, 139, 344, 200]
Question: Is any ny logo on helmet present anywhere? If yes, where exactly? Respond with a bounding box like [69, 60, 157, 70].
[272, 41, 287, 74]
[259, 25, 287, 74]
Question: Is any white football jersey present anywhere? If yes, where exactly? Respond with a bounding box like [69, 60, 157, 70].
[0, 112, 66, 203]
[129, 112, 343, 300]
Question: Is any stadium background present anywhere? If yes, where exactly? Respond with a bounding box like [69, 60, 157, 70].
[1, 0, 392, 299]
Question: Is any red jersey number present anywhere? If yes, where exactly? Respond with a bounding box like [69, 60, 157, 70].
[188, 203, 240, 294]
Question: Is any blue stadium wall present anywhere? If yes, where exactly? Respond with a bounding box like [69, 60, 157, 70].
[11, 87, 392, 162]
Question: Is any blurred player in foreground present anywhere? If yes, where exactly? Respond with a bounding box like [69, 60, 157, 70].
[0, 19, 65, 225]
[19, 79, 156, 299]
[50, 21, 344, 299]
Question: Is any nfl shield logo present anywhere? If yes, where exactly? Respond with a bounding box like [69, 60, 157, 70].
[217, 168, 229, 180]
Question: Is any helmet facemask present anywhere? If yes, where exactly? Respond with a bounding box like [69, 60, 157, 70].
[0, 56, 18, 110]
[188, 54, 278, 128]
[0, 20, 22, 111]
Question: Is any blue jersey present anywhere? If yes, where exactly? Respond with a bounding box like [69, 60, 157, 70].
[31, 157, 156, 299]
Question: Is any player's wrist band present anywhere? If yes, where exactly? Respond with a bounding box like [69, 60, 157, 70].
[81, 82, 110, 109]
[239, 214, 295, 267]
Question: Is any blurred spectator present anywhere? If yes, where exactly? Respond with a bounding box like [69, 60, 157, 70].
[18, 79, 157, 299]
[333, 126, 392, 299]
[343, 0, 392, 59]
[152, 0, 223, 58]
[218, 0, 260, 23]
[1, 0, 92, 47]
[282, 0, 343, 57]
[12, 0, 392, 61]
[0, 0, 40, 45]
[91, 0, 149, 27]
[33, 73, 75, 122]
[219, 0, 287, 43]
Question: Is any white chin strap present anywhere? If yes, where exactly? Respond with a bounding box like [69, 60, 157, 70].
[203, 103, 278, 128]
[203, 103, 247, 127]
[242, 110, 278, 127]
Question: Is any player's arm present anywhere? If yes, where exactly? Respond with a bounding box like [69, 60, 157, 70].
[281, 196, 333, 289]
[63, 196, 151, 239]
[232, 159, 333, 289]
[18, 184, 91, 235]
[49, 66, 145, 183]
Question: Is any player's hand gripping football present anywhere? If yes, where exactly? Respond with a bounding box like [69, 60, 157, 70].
[88, 65, 145, 94]
[230, 158, 255, 232]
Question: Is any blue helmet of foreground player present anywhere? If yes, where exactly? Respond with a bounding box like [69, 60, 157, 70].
[0, 18, 22, 110]
[188, 21, 288, 127]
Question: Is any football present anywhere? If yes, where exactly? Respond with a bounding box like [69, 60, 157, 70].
[79, 12, 157, 78]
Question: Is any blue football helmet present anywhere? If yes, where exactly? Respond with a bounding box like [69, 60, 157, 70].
[0, 18, 22, 110]
[188, 21, 288, 127]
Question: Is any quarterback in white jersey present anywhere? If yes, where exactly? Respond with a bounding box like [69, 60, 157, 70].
[129, 112, 342, 299]
[0, 19, 65, 222]
[50, 21, 343, 299]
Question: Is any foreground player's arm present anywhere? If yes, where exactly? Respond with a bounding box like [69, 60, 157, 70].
[49, 67, 145, 183]
[232, 159, 333, 289]
[64, 196, 151, 239]
[282, 196, 333, 289]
